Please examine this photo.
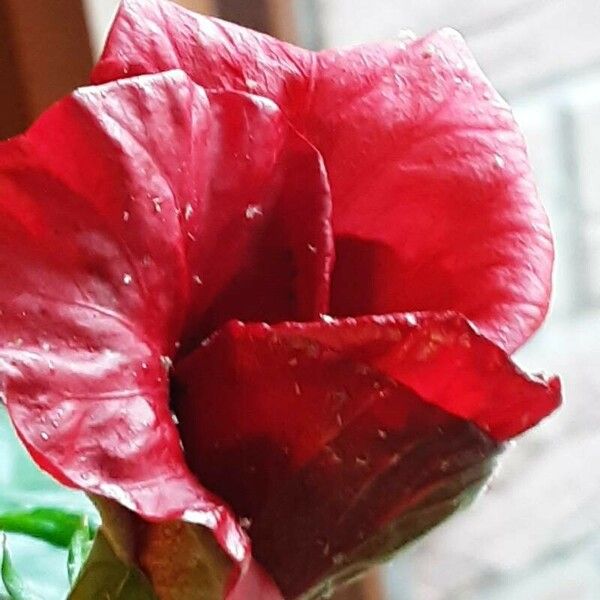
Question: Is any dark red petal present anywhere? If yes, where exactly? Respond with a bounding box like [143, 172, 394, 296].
[93, 0, 553, 352]
[172, 314, 560, 596]
[0, 70, 330, 569]
[179, 89, 332, 349]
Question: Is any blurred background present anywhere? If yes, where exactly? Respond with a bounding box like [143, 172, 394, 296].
[1, 1, 599, 599]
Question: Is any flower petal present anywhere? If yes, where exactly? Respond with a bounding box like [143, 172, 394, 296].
[170, 88, 333, 350]
[0, 69, 244, 567]
[227, 559, 283, 600]
[93, 0, 553, 352]
[172, 313, 560, 597]
[0, 70, 330, 569]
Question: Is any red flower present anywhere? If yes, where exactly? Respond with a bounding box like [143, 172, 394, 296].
[0, 1, 560, 598]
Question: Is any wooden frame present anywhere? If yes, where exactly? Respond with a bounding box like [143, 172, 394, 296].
[215, 0, 297, 42]
[176, 0, 217, 14]
[0, 0, 92, 138]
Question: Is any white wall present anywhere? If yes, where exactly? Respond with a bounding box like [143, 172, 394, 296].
[82, 0, 120, 58]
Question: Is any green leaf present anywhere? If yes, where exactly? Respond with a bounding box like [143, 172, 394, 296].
[67, 517, 94, 585]
[0, 508, 89, 548]
[1, 535, 43, 600]
[67, 529, 157, 600]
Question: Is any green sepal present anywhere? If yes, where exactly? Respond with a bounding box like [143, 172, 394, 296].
[67, 516, 95, 585]
[67, 528, 157, 600]
[1, 535, 42, 600]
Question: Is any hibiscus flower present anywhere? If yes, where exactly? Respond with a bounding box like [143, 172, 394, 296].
[0, 1, 560, 599]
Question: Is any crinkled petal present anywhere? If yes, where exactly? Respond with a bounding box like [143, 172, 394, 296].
[93, 0, 553, 352]
[172, 313, 560, 597]
[0, 70, 331, 570]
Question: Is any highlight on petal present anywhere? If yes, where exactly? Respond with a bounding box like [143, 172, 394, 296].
[93, 0, 554, 352]
[0, 69, 331, 576]
[227, 559, 283, 600]
[172, 313, 560, 597]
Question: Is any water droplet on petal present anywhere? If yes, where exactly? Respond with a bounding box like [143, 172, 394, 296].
[123, 210, 130, 222]
[493, 153, 505, 169]
[123, 273, 133, 285]
[152, 197, 162, 213]
[184, 203, 193, 221]
[307, 243, 317, 254]
[40, 431, 49, 441]
[192, 274, 203, 285]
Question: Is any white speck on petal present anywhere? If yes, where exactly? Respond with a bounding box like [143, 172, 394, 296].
[160, 355, 173, 372]
[123, 210, 130, 222]
[184, 203, 193, 221]
[405, 313, 417, 326]
[152, 197, 162, 213]
[123, 273, 133, 285]
[245, 204, 263, 220]
[192, 274, 203, 285]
